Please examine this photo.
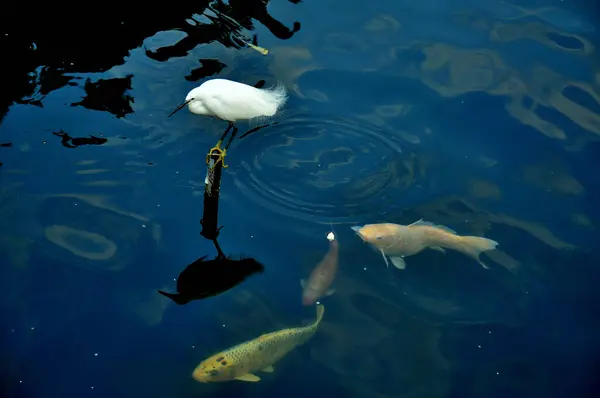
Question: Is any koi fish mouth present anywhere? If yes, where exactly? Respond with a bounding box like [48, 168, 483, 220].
[350, 226, 366, 242]
[192, 368, 209, 383]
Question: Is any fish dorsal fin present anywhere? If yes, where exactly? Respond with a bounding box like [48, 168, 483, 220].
[236, 373, 261, 382]
[408, 218, 425, 226]
[408, 219, 456, 235]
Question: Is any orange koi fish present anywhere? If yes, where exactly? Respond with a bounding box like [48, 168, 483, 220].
[351, 219, 498, 270]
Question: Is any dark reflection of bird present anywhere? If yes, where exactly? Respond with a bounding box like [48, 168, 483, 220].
[158, 255, 265, 305]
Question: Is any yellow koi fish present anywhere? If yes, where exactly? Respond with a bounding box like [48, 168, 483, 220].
[192, 303, 325, 383]
[351, 219, 498, 270]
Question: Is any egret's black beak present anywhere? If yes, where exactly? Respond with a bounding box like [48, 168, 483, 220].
[168, 98, 193, 117]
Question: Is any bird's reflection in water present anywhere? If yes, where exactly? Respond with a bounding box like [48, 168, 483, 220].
[158, 120, 266, 305]
[157, 252, 265, 305]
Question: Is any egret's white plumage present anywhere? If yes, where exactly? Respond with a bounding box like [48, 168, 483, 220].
[183, 78, 287, 122]
[168, 78, 287, 148]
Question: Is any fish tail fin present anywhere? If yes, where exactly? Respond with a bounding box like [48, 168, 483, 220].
[314, 303, 325, 326]
[157, 290, 189, 305]
[459, 236, 499, 269]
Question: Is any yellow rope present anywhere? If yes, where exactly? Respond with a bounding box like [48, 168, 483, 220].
[206, 140, 228, 169]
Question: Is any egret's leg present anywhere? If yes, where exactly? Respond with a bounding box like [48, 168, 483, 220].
[238, 123, 273, 139]
[224, 123, 239, 150]
[217, 122, 234, 147]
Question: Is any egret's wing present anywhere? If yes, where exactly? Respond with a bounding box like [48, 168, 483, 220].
[206, 87, 272, 121]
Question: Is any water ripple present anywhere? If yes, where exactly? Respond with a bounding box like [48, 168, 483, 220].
[230, 113, 413, 223]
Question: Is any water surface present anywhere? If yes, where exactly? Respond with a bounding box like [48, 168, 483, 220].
[1, 1, 599, 397]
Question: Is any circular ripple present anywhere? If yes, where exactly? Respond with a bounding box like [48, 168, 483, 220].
[230, 113, 418, 223]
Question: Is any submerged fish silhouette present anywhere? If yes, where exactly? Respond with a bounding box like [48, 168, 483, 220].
[301, 232, 339, 306]
[158, 255, 264, 305]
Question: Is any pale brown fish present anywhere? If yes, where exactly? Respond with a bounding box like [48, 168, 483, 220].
[351, 219, 498, 270]
[301, 232, 339, 306]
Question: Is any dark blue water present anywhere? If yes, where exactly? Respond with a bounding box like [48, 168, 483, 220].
[1, 1, 600, 397]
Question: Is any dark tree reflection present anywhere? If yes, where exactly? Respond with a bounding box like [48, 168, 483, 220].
[1, 0, 301, 122]
[71, 76, 135, 119]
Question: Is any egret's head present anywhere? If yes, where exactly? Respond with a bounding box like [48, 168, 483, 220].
[184, 86, 201, 102]
[186, 94, 209, 116]
[168, 87, 209, 117]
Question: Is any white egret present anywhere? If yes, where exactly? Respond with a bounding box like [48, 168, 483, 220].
[168, 78, 287, 149]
